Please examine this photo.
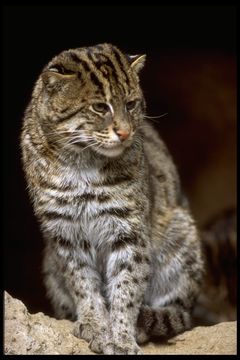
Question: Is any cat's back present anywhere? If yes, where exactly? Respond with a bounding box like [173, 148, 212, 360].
[141, 121, 183, 209]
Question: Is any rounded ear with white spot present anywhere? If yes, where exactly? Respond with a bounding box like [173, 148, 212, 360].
[41, 65, 77, 90]
[128, 54, 146, 74]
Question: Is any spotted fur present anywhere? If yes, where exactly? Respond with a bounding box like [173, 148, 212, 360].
[21, 43, 204, 355]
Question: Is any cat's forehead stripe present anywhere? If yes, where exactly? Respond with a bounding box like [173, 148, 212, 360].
[75, 51, 110, 98]
[73, 53, 106, 93]
[85, 43, 131, 87]
[67, 45, 134, 97]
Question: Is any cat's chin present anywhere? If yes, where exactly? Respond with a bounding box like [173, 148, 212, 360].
[94, 144, 126, 158]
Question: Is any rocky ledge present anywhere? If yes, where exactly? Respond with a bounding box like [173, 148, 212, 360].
[4, 291, 236, 355]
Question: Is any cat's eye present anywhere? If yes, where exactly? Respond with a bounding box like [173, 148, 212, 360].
[48, 65, 75, 75]
[126, 100, 138, 111]
[91, 103, 109, 114]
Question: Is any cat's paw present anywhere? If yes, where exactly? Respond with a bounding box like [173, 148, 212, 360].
[89, 326, 110, 354]
[104, 338, 142, 355]
[73, 321, 93, 342]
[73, 320, 109, 354]
[88, 335, 104, 354]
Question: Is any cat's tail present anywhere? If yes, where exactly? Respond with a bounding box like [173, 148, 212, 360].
[136, 304, 192, 344]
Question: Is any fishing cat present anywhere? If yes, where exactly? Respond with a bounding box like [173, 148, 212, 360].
[20, 43, 204, 354]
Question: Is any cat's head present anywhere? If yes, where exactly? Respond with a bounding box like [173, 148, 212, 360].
[35, 43, 146, 158]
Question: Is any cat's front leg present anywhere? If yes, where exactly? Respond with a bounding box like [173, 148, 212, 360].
[54, 243, 111, 354]
[72, 264, 111, 353]
[104, 233, 151, 355]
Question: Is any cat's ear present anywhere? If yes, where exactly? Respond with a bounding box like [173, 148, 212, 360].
[42, 66, 77, 89]
[128, 54, 146, 74]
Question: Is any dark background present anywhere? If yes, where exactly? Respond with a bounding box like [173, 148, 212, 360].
[3, 5, 236, 316]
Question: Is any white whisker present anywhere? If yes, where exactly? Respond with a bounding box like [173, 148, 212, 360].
[144, 112, 168, 119]
[79, 142, 98, 153]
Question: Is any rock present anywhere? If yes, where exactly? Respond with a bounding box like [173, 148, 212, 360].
[4, 291, 236, 355]
[4, 292, 91, 355]
[142, 322, 236, 355]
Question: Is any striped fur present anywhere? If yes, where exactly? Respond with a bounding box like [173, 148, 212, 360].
[20, 43, 204, 354]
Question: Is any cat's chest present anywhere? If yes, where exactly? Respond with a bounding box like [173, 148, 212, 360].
[44, 165, 113, 225]
[78, 166, 102, 186]
[39, 165, 104, 219]
[41, 163, 136, 249]
[62, 165, 107, 215]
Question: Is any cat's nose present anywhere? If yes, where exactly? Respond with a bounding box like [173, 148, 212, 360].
[115, 129, 130, 142]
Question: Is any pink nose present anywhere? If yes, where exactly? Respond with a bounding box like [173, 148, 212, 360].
[116, 129, 130, 141]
